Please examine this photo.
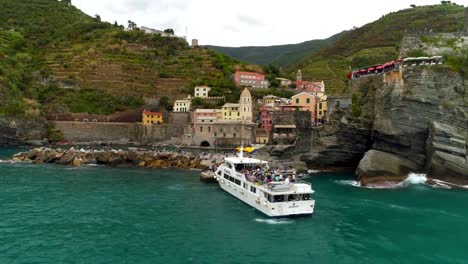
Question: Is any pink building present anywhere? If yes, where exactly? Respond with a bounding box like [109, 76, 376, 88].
[260, 105, 274, 134]
[234, 71, 269, 88]
[294, 80, 324, 94]
[193, 109, 222, 123]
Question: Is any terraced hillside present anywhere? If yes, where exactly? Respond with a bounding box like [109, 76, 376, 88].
[291, 4, 465, 95]
[0, 0, 244, 115]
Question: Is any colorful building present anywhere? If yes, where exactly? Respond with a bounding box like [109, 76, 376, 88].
[234, 71, 269, 88]
[316, 95, 328, 122]
[193, 109, 222, 123]
[142, 110, 163, 125]
[222, 103, 240, 120]
[194, 85, 211, 98]
[255, 128, 269, 144]
[290, 92, 318, 122]
[173, 98, 191, 112]
[260, 104, 277, 134]
[276, 78, 292, 87]
[262, 95, 278, 106]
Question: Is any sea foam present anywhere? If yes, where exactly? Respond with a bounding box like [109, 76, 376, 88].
[254, 218, 294, 225]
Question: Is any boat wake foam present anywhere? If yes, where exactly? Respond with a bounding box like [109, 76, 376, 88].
[335, 180, 361, 187]
[254, 218, 294, 225]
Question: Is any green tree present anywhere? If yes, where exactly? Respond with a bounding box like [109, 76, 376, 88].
[159, 96, 172, 111]
[128, 20, 137, 30]
[164, 28, 174, 35]
[62, 0, 71, 5]
[94, 14, 101, 22]
[410, 4, 416, 8]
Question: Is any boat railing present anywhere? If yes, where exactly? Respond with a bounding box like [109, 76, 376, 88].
[295, 180, 312, 186]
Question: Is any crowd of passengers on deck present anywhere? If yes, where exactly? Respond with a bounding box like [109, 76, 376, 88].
[237, 164, 297, 186]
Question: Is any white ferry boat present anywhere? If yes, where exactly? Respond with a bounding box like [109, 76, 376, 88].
[213, 154, 315, 217]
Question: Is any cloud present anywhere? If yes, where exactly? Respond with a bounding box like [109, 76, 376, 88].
[224, 24, 241, 33]
[237, 14, 265, 27]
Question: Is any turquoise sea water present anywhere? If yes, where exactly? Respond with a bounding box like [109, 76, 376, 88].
[1, 148, 467, 264]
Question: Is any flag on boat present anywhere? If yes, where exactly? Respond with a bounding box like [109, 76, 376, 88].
[235, 147, 258, 153]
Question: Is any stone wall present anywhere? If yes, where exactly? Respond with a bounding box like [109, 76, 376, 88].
[53, 112, 190, 144]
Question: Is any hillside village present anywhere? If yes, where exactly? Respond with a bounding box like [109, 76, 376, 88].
[79, 68, 336, 149]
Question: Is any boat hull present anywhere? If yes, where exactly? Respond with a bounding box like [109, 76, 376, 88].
[216, 176, 315, 217]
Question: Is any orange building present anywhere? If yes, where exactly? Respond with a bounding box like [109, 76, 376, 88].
[142, 110, 163, 125]
[290, 92, 318, 122]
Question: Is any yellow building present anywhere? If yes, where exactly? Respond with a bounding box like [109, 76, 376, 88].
[142, 110, 163, 125]
[316, 95, 328, 122]
[255, 128, 269, 144]
[263, 95, 278, 105]
[222, 103, 240, 120]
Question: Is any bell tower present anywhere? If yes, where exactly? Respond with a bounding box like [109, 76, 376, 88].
[296, 70, 302, 82]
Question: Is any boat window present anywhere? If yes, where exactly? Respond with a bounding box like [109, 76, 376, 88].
[268, 194, 274, 202]
[288, 194, 300, 201]
[250, 186, 256, 193]
[302, 193, 310, 201]
[235, 179, 241, 186]
[274, 195, 285, 203]
[224, 174, 228, 180]
[243, 183, 248, 189]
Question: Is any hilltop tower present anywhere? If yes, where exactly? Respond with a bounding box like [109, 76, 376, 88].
[296, 70, 302, 82]
[239, 88, 253, 122]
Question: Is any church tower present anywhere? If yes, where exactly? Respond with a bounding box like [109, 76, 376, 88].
[239, 88, 253, 122]
[296, 70, 302, 82]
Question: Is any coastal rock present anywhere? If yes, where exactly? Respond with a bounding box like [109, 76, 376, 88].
[0, 117, 46, 145]
[426, 121, 468, 179]
[301, 111, 372, 169]
[356, 150, 420, 180]
[95, 152, 111, 164]
[109, 156, 123, 166]
[306, 65, 467, 181]
[56, 150, 78, 165]
[10, 148, 206, 170]
[73, 158, 82, 167]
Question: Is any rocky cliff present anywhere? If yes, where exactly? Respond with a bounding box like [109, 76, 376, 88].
[303, 65, 467, 181]
[0, 117, 46, 145]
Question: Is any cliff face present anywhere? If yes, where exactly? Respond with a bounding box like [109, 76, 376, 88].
[305, 65, 467, 180]
[0, 117, 46, 145]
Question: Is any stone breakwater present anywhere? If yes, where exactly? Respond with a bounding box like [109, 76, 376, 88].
[12, 148, 205, 169]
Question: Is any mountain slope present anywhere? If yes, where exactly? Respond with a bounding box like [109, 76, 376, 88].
[0, 0, 246, 116]
[291, 4, 465, 95]
[206, 33, 342, 68]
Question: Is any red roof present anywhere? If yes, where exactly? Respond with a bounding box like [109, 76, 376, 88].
[235, 71, 264, 77]
[368, 67, 375, 71]
[143, 110, 162, 116]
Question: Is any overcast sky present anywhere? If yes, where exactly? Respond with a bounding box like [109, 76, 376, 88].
[74, 0, 456, 47]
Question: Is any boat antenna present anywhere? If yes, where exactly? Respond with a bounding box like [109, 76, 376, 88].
[239, 119, 244, 160]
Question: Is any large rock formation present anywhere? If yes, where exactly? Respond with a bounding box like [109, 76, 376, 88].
[302, 65, 467, 182]
[356, 149, 420, 179]
[0, 117, 46, 145]
[301, 111, 372, 169]
[426, 121, 468, 179]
